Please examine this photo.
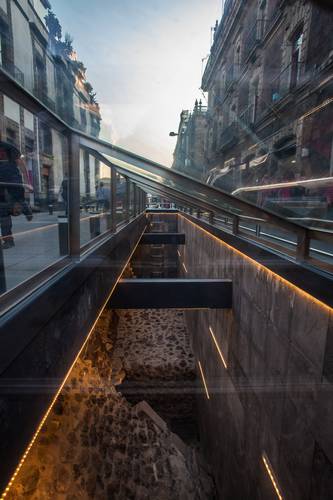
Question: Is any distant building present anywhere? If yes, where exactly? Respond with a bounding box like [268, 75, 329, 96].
[171, 100, 208, 180]
[0, 0, 103, 208]
[202, 0, 333, 193]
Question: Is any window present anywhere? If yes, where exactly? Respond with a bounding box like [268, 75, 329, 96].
[249, 79, 259, 123]
[290, 30, 303, 88]
[6, 128, 17, 146]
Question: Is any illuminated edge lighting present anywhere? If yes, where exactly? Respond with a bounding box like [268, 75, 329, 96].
[262, 453, 283, 500]
[178, 214, 333, 314]
[182, 262, 188, 273]
[300, 96, 333, 121]
[232, 176, 333, 196]
[177, 250, 181, 258]
[209, 326, 227, 369]
[0, 226, 146, 500]
[198, 361, 210, 400]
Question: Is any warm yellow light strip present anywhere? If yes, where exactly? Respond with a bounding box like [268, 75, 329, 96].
[198, 361, 210, 400]
[0, 226, 146, 500]
[300, 96, 333, 120]
[182, 262, 188, 273]
[209, 326, 227, 369]
[179, 214, 333, 314]
[262, 454, 283, 500]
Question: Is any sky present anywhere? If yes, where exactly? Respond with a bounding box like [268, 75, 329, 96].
[52, 0, 221, 166]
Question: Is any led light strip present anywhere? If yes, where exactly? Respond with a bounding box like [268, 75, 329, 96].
[209, 326, 227, 369]
[262, 453, 283, 500]
[0, 226, 146, 499]
[182, 262, 188, 273]
[198, 361, 210, 400]
[179, 214, 333, 314]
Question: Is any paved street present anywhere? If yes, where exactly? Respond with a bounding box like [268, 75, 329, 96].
[1, 210, 111, 292]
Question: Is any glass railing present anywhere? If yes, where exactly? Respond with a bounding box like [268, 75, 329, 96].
[0, 86, 146, 310]
[0, 0, 331, 304]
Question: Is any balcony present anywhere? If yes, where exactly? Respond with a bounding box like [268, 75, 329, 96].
[5, 62, 24, 86]
[225, 63, 240, 92]
[270, 62, 306, 104]
[243, 19, 265, 61]
[239, 104, 255, 129]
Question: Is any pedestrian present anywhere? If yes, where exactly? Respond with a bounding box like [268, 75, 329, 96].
[96, 182, 110, 212]
[0, 142, 33, 249]
[58, 176, 68, 215]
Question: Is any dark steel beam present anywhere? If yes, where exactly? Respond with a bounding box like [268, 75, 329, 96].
[109, 279, 232, 309]
[140, 233, 185, 245]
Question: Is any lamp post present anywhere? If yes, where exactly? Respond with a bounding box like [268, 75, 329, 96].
[169, 132, 179, 137]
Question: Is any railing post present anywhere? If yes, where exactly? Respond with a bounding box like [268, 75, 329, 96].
[232, 216, 239, 235]
[111, 166, 117, 232]
[296, 229, 310, 262]
[256, 224, 261, 237]
[68, 133, 81, 257]
[134, 185, 138, 216]
[125, 177, 130, 221]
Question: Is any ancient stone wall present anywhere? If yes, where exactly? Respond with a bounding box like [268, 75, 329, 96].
[6, 307, 215, 499]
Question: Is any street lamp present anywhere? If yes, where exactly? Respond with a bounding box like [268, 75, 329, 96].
[169, 132, 179, 137]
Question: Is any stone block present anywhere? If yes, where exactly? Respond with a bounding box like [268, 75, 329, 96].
[134, 401, 168, 432]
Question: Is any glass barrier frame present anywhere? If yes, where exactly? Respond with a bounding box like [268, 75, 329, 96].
[0, 69, 147, 313]
[0, 63, 332, 313]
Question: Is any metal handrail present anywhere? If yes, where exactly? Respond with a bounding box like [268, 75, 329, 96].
[0, 65, 332, 265]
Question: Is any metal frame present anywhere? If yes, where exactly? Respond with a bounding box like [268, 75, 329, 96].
[0, 65, 331, 310]
[180, 211, 333, 309]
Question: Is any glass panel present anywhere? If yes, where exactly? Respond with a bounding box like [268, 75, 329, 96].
[0, 92, 68, 293]
[0, 1, 101, 138]
[79, 151, 111, 247]
[129, 181, 135, 218]
[116, 172, 127, 225]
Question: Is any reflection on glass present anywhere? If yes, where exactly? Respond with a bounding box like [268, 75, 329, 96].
[129, 181, 135, 218]
[0, 92, 68, 293]
[0, 0, 101, 138]
[116, 172, 127, 225]
[79, 151, 111, 247]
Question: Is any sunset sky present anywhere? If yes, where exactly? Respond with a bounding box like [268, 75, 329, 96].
[53, 0, 221, 165]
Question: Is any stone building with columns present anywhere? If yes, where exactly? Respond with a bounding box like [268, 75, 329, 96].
[202, 0, 333, 197]
[171, 100, 208, 180]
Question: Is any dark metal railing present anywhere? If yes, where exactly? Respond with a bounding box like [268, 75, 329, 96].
[0, 63, 331, 305]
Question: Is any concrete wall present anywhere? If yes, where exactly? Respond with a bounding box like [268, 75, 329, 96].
[179, 215, 333, 500]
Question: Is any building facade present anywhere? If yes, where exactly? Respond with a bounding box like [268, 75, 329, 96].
[201, 0, 333, 206]
[0, 0, 102, 208]
[171, 100, 208, 180]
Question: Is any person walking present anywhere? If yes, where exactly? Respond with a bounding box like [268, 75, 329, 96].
[96, 182, 110, 212]
[0, 142, 33, 249]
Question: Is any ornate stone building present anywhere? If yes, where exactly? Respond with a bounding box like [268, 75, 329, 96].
[171, 100, 208, 180]
[202, 0, 333, 194]
[0, 0, 102, 207]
